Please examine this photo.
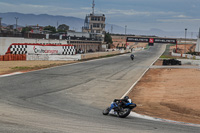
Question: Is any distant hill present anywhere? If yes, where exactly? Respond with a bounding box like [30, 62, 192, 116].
[106, 24, 185, 38]
[0, 12, 186, 38]
[0, 12, 84, 31]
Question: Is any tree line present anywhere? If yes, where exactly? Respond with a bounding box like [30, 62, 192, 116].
[22, 24, 69, 34]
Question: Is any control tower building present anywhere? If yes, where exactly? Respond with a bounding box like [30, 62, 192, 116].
[82, 0, 106, 41]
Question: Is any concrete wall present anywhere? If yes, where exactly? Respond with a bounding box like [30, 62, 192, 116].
[81, 50, 131, 60]
[0, 37, 131, 61]
[68, 31, 90, 38]
[171, 52, 200, 60]
[178, 59, 200, 65]
[26, 50, 130, 61]
[81, 51, 120, 60]
[0, 37, 69, 55]
[27, 54, 81, 61]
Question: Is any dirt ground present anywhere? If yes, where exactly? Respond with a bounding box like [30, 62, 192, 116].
[128, 68, 200, 124]
[1, 60, 200, 124]
[0, 61, 76, 75]
[170, 44, 196, 53]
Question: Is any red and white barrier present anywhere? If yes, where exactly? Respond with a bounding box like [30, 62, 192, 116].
[0, 43, 77, 61]
[6, 43, 76, 55]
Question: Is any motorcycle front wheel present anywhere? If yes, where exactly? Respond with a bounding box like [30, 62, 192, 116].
[118, 108, 131, 118]
[102, 107, 110, 115]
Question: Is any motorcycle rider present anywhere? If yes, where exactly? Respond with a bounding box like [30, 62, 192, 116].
[130, 54, 134, 60]
[108, 96, 136, 112]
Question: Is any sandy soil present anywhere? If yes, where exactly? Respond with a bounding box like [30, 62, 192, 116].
[170, 44, 196, 53]
[128, 68, 200, 124]
[0, 61, 76, 75]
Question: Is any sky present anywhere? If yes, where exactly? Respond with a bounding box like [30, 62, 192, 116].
[0, 0, 200, 36]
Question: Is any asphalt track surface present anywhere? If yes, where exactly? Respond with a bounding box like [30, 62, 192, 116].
[0, 44, 199, 133]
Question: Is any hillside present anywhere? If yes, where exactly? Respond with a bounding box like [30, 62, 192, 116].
[0, 12, 185, 37]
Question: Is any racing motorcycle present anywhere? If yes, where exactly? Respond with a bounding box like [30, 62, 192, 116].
[102, 99, 136, 118]
[130, 54, 134, 60]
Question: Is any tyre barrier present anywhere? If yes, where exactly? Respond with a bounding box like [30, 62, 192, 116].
[162, 59, 181, 65]
[0, 54, 26, 61]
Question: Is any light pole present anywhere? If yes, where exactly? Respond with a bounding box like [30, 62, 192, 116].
[125, 25, 127, 35]
[191, 32, 193, 39]
[15, 17, 19, 32]
[0, 17, 2, 33]
[184, 28, 187, 53]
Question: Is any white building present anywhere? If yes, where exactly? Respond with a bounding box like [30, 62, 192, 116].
[82, 0, 106, 41]
[195, 28, 200, 52]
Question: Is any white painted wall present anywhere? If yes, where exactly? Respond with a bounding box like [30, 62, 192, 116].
[179, 59, 200, 65]
[0, 37, 69, 55]
[27, 54, 81, 61]
[67, 31, 90, 38]
[195, 38, 200, 52]
[171, 51, 200, 60]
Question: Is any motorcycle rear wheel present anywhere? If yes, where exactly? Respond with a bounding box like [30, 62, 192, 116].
[118, 108, 131, 118]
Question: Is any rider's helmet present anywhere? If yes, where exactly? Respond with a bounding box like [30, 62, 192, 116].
[123, 96, 129, 101]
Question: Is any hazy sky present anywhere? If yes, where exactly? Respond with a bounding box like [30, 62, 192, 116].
[0, 0, 200, 33]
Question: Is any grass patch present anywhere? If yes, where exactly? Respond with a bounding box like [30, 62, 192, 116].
[160, 55, 175, 59]
[11, 66, 33, 70]
[144, 45, 149, 50]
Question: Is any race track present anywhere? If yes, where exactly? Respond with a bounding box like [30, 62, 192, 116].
[0, 44, 199, 133]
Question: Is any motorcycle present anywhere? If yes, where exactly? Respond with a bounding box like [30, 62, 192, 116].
[102, 99, 136, 118]
[130, 54, 134, 60]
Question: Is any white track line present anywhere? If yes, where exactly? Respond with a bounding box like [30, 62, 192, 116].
[130, 112, 200, 127]
[0, 72, 23, 78]
[121, 51, 159, 98]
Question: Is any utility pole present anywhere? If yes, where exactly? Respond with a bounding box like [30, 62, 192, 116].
[199, 28, 200, 38]
[125, 25, 127, 35]
[111, 25, 113, 33]
[191, 32, 193, 39]
[198, 28, 200, 53]
[184, 28, 187, 54]
[92, 0, 95, 14]
[15, 17, 19, 32]
[57, 21, 59, 31]
[0, 17, 2, 33]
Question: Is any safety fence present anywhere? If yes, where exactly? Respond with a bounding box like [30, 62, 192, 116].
[0, 54, 26, 61]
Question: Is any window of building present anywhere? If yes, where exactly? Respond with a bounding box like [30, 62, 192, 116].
[96, 30, 101, 33]
[93, 23, 100, 28]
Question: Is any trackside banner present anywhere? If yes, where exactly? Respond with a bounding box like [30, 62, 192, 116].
[6, 43, 76, 55]
[127, 37, 176, 44]
[127, 37, 149, 42]
[154, 38, 176, 44]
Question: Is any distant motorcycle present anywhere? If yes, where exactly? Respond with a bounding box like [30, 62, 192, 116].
[102, 99, 136, 118]
[130, 54, 134, 60]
